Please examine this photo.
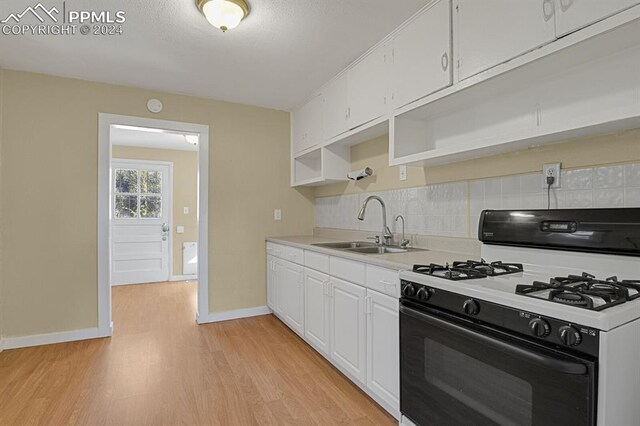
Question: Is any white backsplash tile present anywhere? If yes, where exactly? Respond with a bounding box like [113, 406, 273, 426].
[593, 189, 624, 208]
[594, 165, 624, 189]
[315, 162, 640, 240]
[564, 168, 593, 190]
[625, 164, 640, 187]
[624, 187, 640, 207]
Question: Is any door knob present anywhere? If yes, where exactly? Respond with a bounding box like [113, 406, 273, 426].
[162, 223, 170, 232]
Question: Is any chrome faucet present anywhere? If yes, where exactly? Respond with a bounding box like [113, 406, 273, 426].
[395, 215, 410, 248]
[358, 195, 393, 246]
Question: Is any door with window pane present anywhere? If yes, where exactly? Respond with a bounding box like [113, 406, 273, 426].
[111, 160, 171, 285]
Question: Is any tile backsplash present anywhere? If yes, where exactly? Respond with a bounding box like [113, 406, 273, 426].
[316, 162, 640, 239]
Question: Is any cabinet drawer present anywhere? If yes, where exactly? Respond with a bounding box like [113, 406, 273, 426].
[282, 246, 304, 264]
[366, 265, 399, 297]
[304, 250, 330, 274]
[330, 256, 365, 285]
[266, 242, 304, 265]
[266, 242, 284, 258]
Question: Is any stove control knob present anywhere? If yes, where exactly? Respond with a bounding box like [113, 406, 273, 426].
[558, 326, 582, 347]
[416, 288, 430, 301]
[463, 299, 480, 316]
[528, 318, 551, 337]
[403, 284, 416, 297]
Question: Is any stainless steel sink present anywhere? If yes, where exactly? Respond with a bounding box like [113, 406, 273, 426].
[346, 246, 426, 255]
[311, 241, 377, 249]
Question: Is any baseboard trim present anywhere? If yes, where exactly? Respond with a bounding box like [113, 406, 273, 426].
[3, 327, 109, 350]
[170, 274, 198, 282]
[199, 306, 272, 324]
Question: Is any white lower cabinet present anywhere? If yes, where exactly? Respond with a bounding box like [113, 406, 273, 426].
[304, 268, 331, 355]
[276, 258, 305, 336]
[266, 246, 400, 419]
[329, 276, 367, 385]
[266, 255, 277, 310]
[366, 290, 400, 413]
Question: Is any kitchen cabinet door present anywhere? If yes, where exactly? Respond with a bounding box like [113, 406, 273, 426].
[454, 0, 556, 81]
[347, 45, 389, 129]
[304, 268, 330, 355]
[391, 0, 452, 109]
[273, 259, 286, 317]
[323, 73, 349, 140]
[280, 259, 305, 336]
[292, 93, 323, 154]
[267, 255, 277, 310]
[366, 290, 399, 412]
[555, 0, 640, 36]
[330, 277, 367, 384]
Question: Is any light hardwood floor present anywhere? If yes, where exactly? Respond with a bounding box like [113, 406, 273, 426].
[0, 281, 395, 425]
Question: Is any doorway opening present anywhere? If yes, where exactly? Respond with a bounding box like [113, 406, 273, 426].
[98, 114, 210, 337]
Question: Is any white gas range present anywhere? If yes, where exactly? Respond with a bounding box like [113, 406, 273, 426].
[398, 208, 640, 426]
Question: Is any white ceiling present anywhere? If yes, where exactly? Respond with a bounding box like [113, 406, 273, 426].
[111, 126, 199, 151]
[0, 0, 430, 111]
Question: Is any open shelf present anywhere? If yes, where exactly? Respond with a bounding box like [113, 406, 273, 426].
[291, 145, 351, 187]
[391, 7, 640, 166]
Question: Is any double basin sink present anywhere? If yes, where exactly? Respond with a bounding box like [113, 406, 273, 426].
[311, 241, 426, 255]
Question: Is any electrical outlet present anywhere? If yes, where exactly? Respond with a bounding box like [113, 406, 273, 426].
[399, 165, 407, 181]
[274, 209, 282, 221]
[543, 163, 561, 188]
[176, 226, 185, 234]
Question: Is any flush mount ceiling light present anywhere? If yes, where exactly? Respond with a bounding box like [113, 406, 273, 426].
[197, 0, 249, 32]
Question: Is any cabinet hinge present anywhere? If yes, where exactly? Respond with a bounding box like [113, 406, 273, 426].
[457, 59, 462, 69]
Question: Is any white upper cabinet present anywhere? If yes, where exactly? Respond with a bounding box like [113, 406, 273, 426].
[555, 0, 640, 36]
[454, 0, 557, 82]
[323, 73, 350, 140]
[347, 45, 389, 129]
[391, 0, 453, 109]
[292, 93, 323, 154]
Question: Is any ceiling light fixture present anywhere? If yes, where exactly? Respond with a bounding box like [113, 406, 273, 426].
[197, 0, 249, 32]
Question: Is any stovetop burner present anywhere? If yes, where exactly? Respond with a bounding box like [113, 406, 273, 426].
[412, 259, 524, 281]
[516, 272, 640, 311]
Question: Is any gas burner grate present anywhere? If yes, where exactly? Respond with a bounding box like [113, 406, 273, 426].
[452, 259, 524, 276]
[412, 259, 523, 281]
[412, 263, 486, 281]
[515, 271, 640, 311]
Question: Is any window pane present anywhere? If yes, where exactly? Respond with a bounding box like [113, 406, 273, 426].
[140, 196, 162, 218]
[140, 170, 162, 194]
[115, 195, 138, 218]
[115, 169, 138, 193]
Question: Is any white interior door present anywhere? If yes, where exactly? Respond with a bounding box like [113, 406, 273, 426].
[111, 160, 171, 285]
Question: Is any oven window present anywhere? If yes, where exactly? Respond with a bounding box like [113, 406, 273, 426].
[425, 337, 532, 426]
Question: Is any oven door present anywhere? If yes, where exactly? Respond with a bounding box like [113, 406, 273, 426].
[400, 303, 596, 426]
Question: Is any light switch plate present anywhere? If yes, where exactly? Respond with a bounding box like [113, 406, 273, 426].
[399, 165, 407, 181]
[183, 207, 189, 215]
[176, 226, 185, 234]
[274, 209, 282, 221]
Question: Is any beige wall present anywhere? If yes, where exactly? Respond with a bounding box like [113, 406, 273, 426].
[315, 130, 640, 198]
[0, 70, 315, 338]
[112, 146, 198, 276]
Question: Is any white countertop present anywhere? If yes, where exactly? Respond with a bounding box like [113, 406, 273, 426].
[266, 235, 475, 271]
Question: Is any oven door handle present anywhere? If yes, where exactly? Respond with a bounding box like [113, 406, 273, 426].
[401, 305, 588, 375]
